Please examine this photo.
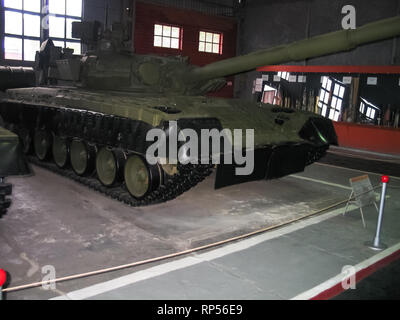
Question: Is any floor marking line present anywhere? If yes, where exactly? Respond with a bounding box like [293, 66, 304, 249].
[329, 145, 400, 159]
[327, 150, 400, 164]
[51, 204, 358, 300]
[315, 162, 400, 180]
[290, 175, 352, 190]
[291, 242, 400, 300]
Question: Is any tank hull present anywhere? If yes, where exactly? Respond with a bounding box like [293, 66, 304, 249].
[0, 86, 336, 205]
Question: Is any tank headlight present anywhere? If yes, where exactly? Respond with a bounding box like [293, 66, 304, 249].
[317, 130, 328, 144]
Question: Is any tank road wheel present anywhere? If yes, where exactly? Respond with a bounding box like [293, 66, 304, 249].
[70, 139, 96, 176]
[124, 155, 161, 199]
[96, 147, 124, 187]
[19, 128, 32, 154]
[52, 136, 69, 168]
[34, 129, 52, 161]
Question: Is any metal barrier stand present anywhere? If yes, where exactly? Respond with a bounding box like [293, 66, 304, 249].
[365, 175, 390, 251]
[0, 269, 6, 300]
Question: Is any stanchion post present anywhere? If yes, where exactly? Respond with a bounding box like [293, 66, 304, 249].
[0, 269, 6, 300]
[365, 175, 389, 251]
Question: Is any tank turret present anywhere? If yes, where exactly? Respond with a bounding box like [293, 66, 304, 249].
[34, 16, 400, 96]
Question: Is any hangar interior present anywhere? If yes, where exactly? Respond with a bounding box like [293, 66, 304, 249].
[0, 0, 400, 300]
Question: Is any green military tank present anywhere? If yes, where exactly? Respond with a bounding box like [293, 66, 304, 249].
[0, 16, 399, 206]
[0, 120, 30, 217]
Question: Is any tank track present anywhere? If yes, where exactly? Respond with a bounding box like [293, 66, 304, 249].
[0, 182, 12, 217]
[29, 155, 213, 207]
[1, 102, 214, 207]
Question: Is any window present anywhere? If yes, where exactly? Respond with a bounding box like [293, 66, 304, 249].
[3, 0, 41, 61]
[199, 31, 223, 54]
[262, 84, 278, 104]
[359, 98, 379, 122]
[317, 77, 346, 121]
[2, 0, 83, 61]
[153, 24, 182, 49]
[277, 71, 290, 81]
[48, 0, 82, 54]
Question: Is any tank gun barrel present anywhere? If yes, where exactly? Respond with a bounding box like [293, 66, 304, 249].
[186, 16, 400, 82]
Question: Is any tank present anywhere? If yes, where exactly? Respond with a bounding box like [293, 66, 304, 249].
[0, 16, 399, 206]
[0, 66, 36, 91]
[0, 122, 30, 217]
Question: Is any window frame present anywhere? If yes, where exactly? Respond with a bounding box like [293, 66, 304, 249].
[359, 98, 379, 122]
[1, 0, 83, 64]
[47, 0, 82, 53]
[277, 71, 290, 81]
[198, 30, 223, 55]
[317, 76, 346, 121]
[153, 23, 183, 50]
[2, 0, 43, 62]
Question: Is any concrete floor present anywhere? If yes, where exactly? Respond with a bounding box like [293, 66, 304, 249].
[1, 150, 400, 300]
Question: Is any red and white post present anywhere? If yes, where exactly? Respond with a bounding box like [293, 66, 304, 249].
[0, 269, 6, 300]
[366, 175, 389, 251]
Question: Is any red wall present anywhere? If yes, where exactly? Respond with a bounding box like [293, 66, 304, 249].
[333, 122, 400, 155]
[134, 1, 237, 98]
